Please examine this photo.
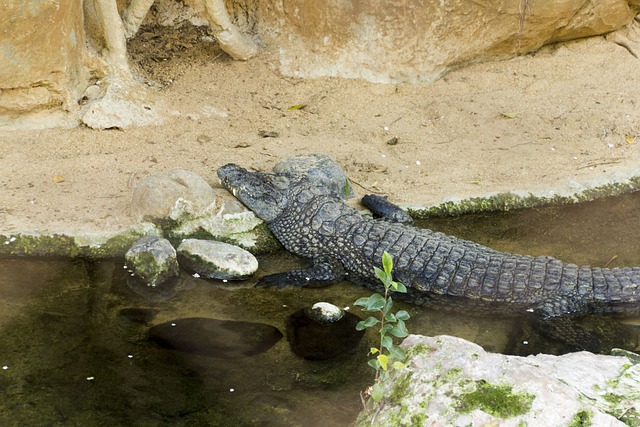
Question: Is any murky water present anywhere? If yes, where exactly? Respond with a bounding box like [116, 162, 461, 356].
[1, 191, 639, 425]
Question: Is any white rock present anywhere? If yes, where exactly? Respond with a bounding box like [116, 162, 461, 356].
[177, 239, 258, 280]
[356, 335, 640, 426]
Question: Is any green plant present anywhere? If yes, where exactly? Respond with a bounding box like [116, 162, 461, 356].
[355, 251, 411, 405]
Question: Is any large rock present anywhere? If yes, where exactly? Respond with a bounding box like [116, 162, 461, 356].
[356, 335, 640, 426]
[247, 0, 640, 83]
[0, 0, 89, 120]
[131, 169, 277, 252]
[131, 169, 219, 223]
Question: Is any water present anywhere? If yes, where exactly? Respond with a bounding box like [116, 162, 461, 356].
[1, 191, 639, 425]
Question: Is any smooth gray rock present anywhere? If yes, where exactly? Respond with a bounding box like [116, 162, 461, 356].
[274, 153, 354, 199]
[125, 235, 179, 287]
[356, 334, 640, 426]
[130, 169, 218, 222]
[177, 239, 258, 280]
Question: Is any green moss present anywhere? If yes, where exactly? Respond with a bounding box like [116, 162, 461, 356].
[0, 234, 80, 257]
[568, 410, 592, 427]
[409, 176, 640, 219]
[407, 343, 432, 357]
[389, 372, 414, 403]
[456, 380, 534, 419]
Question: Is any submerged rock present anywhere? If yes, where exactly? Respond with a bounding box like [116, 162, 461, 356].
[303, 302, 345, 325]
[118, 307, 159, 325]
[356, 334, 640, 426]
[287, 305, 364, 360]
[125, 235, 179, 287]
[148, 317, 283, 358]
[177, 239, 258, 280]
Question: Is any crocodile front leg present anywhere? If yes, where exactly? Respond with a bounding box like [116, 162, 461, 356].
[255, 257, 346, 288]
[361, 194, 414, 224]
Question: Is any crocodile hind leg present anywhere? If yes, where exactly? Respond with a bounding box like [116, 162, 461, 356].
[255, 257, 346, 288]
[534, 316, 601, 353]
[531, 294, 601, 352]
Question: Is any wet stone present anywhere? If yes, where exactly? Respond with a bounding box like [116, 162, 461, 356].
[125, 235, 179, 287]
[148, 317, 283, 358]
[177, 239, 258, 280]
[287, 305, 365, 360]
[304, 302, 345, 325]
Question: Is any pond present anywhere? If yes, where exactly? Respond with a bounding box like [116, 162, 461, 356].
[0, 191, 639, 426]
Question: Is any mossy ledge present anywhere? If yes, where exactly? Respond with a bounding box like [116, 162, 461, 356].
[0, 223, 163, 258]
[408, 174, 640, 218]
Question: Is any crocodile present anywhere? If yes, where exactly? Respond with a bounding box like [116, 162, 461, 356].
[217, 163, 640, 352]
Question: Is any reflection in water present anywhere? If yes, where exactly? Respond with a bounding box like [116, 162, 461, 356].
[0, 191, 639, 425]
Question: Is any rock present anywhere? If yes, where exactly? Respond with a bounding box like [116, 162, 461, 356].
[303, 302, 345, 325]
[131, 170, 277, 253]
[249, 0, 640, 83]
[131, 169, 218, 223]
[80, 78, 161, 129]
[274, 153, 354, 199]
[356, 334, 640, 426]
[148, 317, 283, 358]
[125, 235, 179, 287]
[177, 239, 258, 280]
[118, 307, 159, 325]
[1, 0, 88, 118]
[287, 304, 365, 360]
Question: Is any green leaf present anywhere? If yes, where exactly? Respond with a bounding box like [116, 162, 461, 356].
[382, 251, 393, 275]
[365, 293, 385, 311]
[389, 319, 409, 338]
[371, 383, 384, 403]
[381, 323, 393, 333]
[384, 312, 397, 322]
[391, 361, 406, 370]
[383, 297, 393, 315]
[370, 347, 379, 355]
[378, 354, 389, 371]
[354, 296, 370, 308]
[287, 104, 306, 111]
[381, 335, 394, 350]
[374, 267, 389, 287]
[368, 359, 380, 370]
[395, 310, 410, 321]
[392, 281, 408, 293]
[388, 344, 407, 361]
[360, 316, 380, 329]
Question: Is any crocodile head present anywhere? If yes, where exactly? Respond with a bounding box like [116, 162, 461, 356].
[217, 163, 295, 222]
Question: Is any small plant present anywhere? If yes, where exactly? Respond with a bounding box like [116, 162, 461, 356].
[355, 251, 411, 405]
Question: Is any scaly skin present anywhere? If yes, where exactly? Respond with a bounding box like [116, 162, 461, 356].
[217, 163, 640, 351]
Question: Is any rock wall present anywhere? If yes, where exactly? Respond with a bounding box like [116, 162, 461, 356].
[251, 0, 640, 83]
[0, 0, 90, 118]
[1, 0, 638, 125]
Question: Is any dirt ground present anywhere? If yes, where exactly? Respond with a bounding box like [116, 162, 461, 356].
[1, 24, 640, 235]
